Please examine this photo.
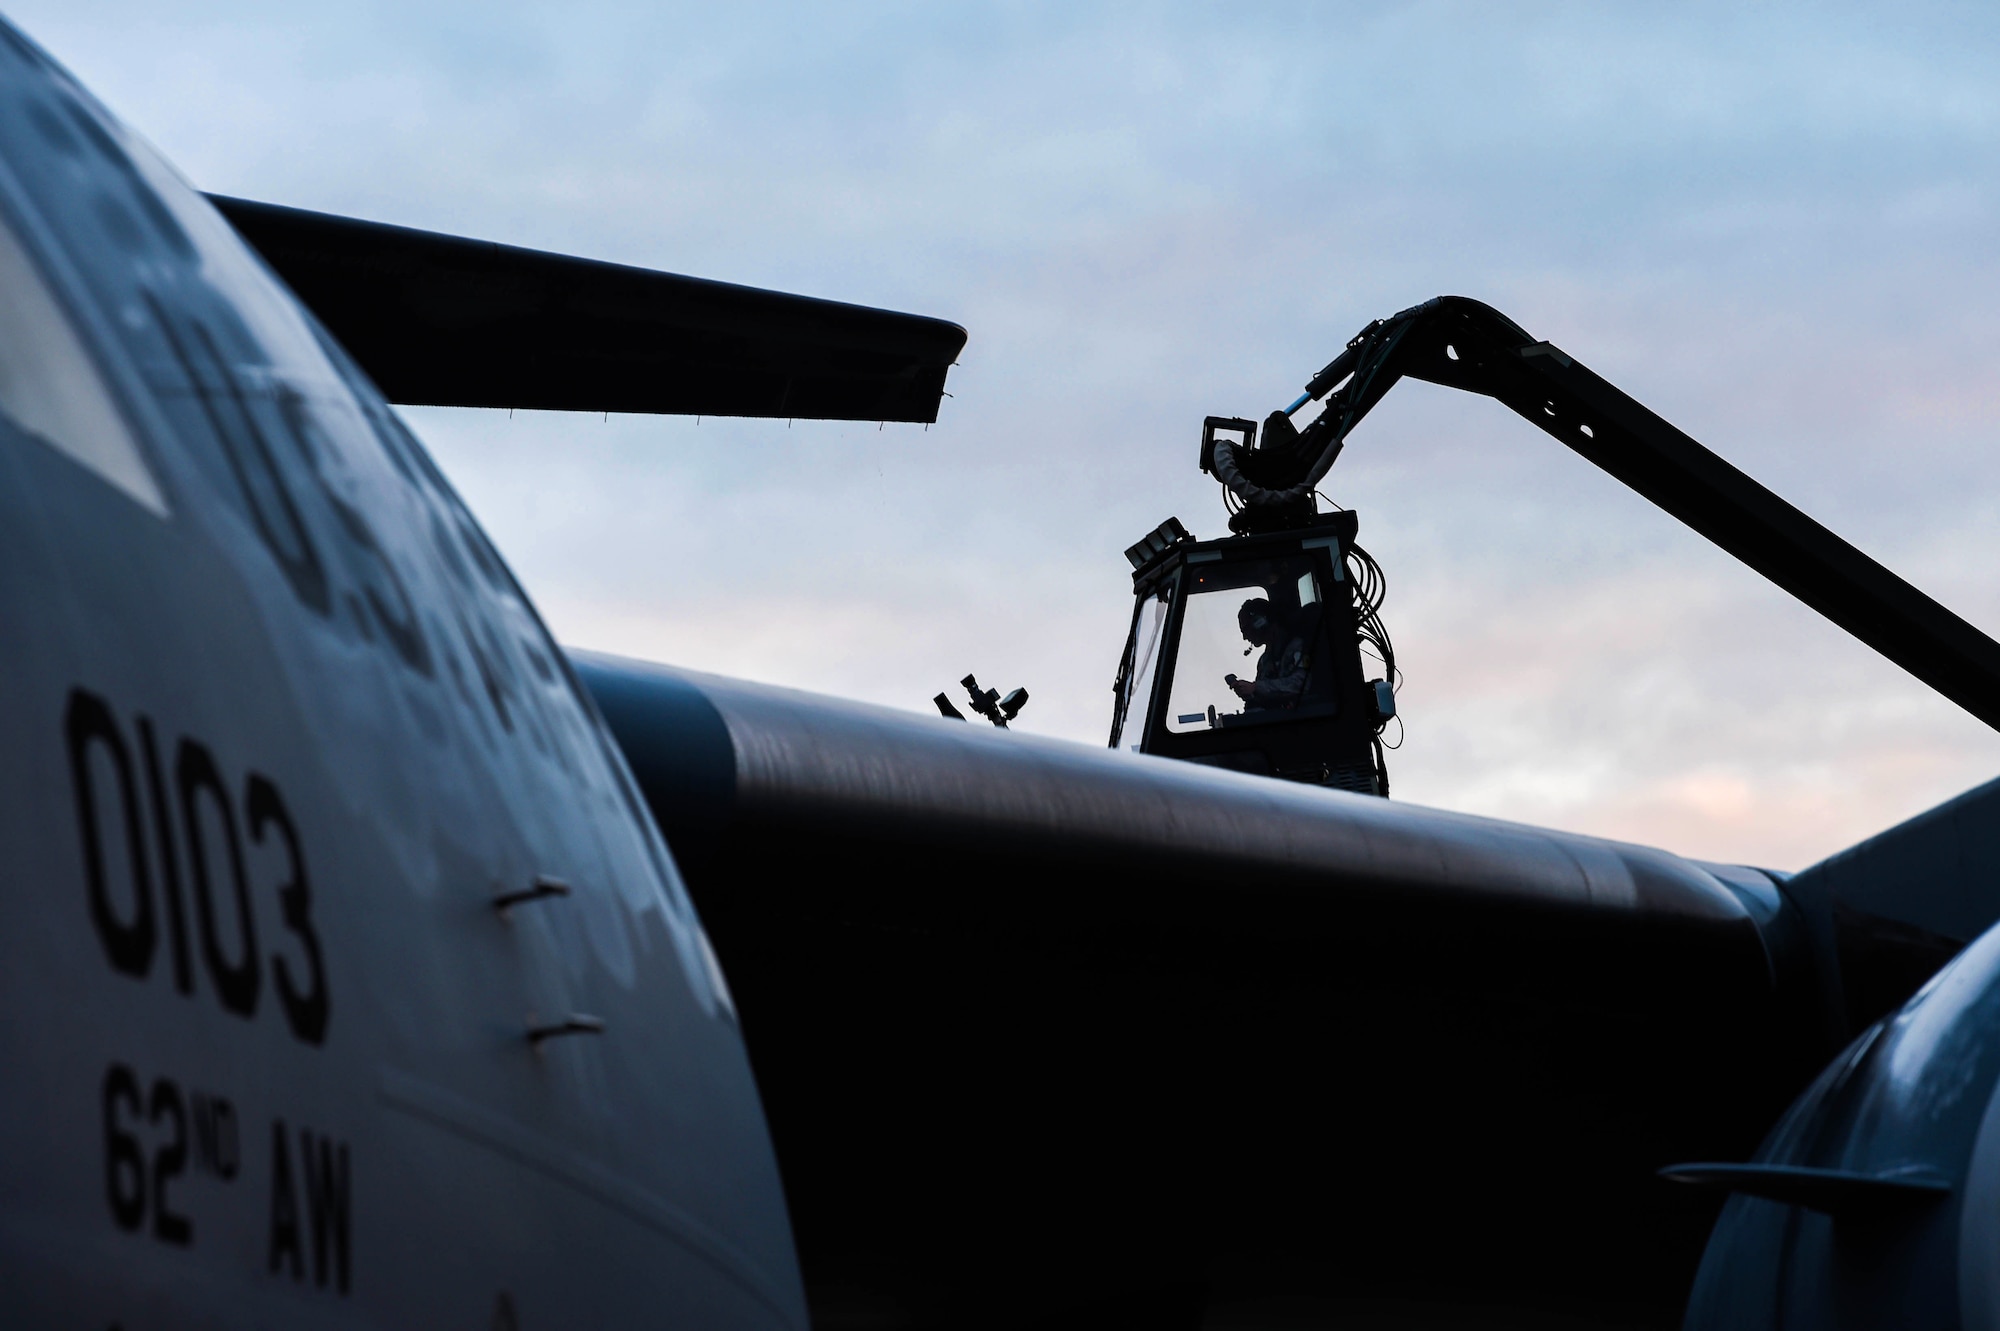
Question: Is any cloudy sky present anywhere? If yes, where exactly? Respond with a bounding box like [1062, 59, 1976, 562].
[23, 1, 2000, 868]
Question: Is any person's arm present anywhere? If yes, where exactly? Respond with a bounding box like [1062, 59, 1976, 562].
[1250, 639, 1310, 705]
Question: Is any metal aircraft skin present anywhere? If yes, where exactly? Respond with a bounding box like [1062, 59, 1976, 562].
[11, 12, 2000, 1331]
[0, 22, 803, 1329]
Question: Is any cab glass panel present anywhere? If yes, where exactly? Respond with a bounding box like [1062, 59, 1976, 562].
[1164, 554, 1336, 733]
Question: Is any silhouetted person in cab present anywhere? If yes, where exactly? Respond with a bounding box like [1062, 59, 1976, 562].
[1227, 596, 1310, 712]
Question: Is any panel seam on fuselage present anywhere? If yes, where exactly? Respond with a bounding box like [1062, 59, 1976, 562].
[376, 1065, 802, 1328]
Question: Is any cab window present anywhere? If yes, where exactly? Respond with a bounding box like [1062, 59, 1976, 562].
[1113, 588, 1171, 751]
[1163, 554, 1335, 733]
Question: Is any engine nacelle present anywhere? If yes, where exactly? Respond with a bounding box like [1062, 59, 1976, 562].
[1685, 918, 2000, 1328]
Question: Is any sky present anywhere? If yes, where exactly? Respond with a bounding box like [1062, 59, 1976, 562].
[18, 1, 2000, 868]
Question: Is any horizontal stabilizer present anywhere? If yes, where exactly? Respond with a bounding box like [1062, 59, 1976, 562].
[207, 194, 967, 422]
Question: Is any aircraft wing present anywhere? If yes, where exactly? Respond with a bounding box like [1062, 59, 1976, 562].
[572, 652, 1955, 1326]
[207, 194, 967, 422]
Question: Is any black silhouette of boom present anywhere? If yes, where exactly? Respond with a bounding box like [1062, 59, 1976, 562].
[1246, 296, 2000, 732]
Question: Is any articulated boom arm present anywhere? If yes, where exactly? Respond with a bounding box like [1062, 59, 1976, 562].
[1254, 295, 2000, 733]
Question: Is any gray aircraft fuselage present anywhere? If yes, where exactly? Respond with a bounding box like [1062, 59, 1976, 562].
[0, 22, 803, 1328]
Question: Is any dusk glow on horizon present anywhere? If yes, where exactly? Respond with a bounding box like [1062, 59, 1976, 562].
[29, 0, 2000, 868]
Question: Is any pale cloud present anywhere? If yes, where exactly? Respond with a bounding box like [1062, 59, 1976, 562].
[16, 0, 2000, 869]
